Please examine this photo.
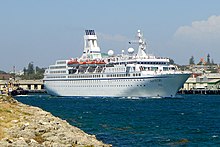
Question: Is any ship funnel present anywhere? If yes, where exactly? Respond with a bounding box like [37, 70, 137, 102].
[81, 30, 102, 60]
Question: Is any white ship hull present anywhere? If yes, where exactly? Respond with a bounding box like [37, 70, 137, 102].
[44, 73, 190, 97]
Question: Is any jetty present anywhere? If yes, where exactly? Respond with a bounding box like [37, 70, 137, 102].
[0, 80, 45, 95]
[0, 95, 111, 146]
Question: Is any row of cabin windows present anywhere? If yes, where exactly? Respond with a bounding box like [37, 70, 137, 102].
[48, 73, 142, 79]
[107, 68, 125, 72]
[50, 70, 66, 74]
[140, 67, 175, 71]
[46, 76, 66, 79]
[47, 79, 145, 86]
[68, 73, 141, 79]
[50, 66, 66, 69]
[113, 61, 168, 65]
[68, 74, 102, 79]
[107, 74, 129, 77]
[51, 84, 147, 88]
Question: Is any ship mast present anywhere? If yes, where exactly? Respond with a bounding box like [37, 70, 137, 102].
[137, 30, 147, 57]
[129, 30, 147, 58]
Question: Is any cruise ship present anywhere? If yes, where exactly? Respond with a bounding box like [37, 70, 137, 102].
[43, 30, 190, 97]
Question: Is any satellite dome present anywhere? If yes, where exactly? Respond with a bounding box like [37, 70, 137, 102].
[108, 50, 114, 56]
[128, 48, 134, 54]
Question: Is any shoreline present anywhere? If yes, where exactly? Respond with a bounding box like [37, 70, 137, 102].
[0, 95, 111, 146]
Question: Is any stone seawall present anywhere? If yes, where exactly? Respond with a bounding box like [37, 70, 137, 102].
[0, 95, 111, 146]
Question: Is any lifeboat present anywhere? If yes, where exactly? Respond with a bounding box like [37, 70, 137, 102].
[67, 59, 79, 66]
[78, 59, 106, 67]
[79, 61, 88, 67]
[86, 60, 97, 66]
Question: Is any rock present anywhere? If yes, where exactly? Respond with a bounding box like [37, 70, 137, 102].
[6, 138, 13, 143]
[12, 137, 28, 146]
[11, 119, 19, 123]
[0, 95, 112, 147]
[30, 138, 37, 143]
[28, 138, 42, 146]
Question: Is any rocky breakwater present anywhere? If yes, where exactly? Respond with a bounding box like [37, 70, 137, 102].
[0, 95, 111, 147]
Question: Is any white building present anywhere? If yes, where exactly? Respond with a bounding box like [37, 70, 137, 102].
[183, 73, 220, 90]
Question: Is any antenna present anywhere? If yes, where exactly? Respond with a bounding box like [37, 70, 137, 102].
[129, 30, 148, 57]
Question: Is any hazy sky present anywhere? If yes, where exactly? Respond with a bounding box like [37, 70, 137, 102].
[1, 0, 220, 72]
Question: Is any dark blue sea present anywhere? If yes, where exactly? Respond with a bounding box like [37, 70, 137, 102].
[15, 95, 220, 146]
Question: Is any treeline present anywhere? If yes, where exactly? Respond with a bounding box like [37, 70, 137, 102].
[0, 70, 6, 74]
[20, 62, 45, 80]
[188, 54, 218, 73]
[189, 54, 216, 65]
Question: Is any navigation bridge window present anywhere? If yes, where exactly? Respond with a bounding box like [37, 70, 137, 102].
[85, 30, 95, 35]
[56, 61, 66, 65]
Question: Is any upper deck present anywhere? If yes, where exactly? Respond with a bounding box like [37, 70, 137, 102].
[44, 30, 185, 79]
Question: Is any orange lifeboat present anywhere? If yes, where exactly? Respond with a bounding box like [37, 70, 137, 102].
[79, 61, 87, 64]
[68, 59, 79, 66]
[86, 60, 95, 64]
[79, 61, 88, 67]
[87, 60, 97, 66]
[78, 59, 106, 66]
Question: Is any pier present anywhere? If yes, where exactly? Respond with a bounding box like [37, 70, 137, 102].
[179, 73, 220, 95]
[178, 89, 220, 95]
[0, 80, 45, 95]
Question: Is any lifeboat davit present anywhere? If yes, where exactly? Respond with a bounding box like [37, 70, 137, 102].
[95, 60, 106, 66]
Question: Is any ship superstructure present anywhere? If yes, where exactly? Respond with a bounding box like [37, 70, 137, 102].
[43, 30, 190, 97]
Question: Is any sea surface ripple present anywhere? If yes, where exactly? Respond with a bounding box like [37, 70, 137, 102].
[15, 95, 220, 146]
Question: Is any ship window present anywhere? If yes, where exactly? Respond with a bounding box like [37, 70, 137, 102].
[163, 67, 168, 71]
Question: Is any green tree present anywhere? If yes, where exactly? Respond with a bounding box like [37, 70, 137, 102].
[169, 58, 175, 64]
[211, 59, 215, 65]
[23, 67, 27, 75]
[207, 54, 210, 64]
[20, 62, 45, 80]
[27, 62, 34, 75]
[189, 56, 195, 65]
[34, 66, 45, 79]
[0, 70, 6, 74]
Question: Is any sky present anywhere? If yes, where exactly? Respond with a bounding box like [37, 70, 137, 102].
[1, 0, 220, 72]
